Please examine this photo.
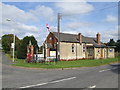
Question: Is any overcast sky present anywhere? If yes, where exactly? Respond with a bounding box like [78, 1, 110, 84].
[1, 1, 118, 46]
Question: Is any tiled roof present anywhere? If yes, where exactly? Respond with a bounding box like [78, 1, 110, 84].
[52, 32, 106, 47]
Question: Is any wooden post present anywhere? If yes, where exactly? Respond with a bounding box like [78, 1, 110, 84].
[57, 13, 61, 61]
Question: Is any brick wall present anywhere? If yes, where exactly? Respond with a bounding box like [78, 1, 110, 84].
[46, 33, 57, 49]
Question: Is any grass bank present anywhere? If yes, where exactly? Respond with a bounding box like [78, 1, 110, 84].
[10, 57, 119, 69]
[5, 53, 120, 69]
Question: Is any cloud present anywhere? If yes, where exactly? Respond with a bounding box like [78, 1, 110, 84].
[1, 2, 55, 23]
[83, 28, 118, 42]
[1, 3, 37, 23]
[29, 5, 55, 22]
[62, 31, 78, 34]
[1, 19, 40, 42]
[24, 32, 38, 38]
[2, 3, 55, 23]
[105, 15, 117, 22]
[101, 30, 118, 42]
[1, 21, 43, 45]
[1, 2, 55, 45]
[65, 22, 92, 30]
[2, 21, 39, 33]
[55, 2, 94, 16]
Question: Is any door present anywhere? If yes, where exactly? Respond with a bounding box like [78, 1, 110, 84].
[87, 47, 94, 59]
[101, 48, 103, 58]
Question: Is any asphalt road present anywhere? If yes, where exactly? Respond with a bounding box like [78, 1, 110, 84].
[1, 50, 120, 89]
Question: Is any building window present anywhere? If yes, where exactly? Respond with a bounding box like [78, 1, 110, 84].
[104, 49, 106, 52]
[83, 47, 86, 52]
[49, 37, 52, 40]
[98, 49, 100, 53]
[110, 49, 113, 52]
[50, 43, 52, 48]
[72, 44, 74, 52]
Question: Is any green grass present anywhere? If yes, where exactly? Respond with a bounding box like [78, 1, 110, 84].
[5, 53, 120, 69]
[11, 57, 119, 69]
[6, 53, 13, 60]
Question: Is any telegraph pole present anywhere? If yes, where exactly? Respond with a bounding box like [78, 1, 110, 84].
[45, 40, 47, 63]
[6, 19, 15, 62]
[57, 13, 61, 61]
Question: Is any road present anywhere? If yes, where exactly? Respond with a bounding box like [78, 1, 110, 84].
[1, 50, 120, 89]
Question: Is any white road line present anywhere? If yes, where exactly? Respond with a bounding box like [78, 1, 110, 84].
[19, 83, 48, 88]
[50, 77, 76, 83]
[88, 85, 96, 88]
[99, 69, 110, 72]
[19, 77, 76, 88]
[99, 68, 118, 72]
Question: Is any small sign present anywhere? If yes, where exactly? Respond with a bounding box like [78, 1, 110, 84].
[110, 49, 113, 52]
[50, 51, 56, 56]
[11, 43, 14, 48]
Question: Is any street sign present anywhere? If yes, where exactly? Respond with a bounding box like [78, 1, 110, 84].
[11, 43, 14, 48]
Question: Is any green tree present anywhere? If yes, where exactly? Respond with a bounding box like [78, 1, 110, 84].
[1, 34, 20, 53]
[115, 40, 120, 52]
[17, 36, 39, 59]
[107, 39, 116, 46]
[39, 45, 43, 54]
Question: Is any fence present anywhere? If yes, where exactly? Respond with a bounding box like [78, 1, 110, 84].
[115, 52, 120, 57]
[33, 54, 56, 63]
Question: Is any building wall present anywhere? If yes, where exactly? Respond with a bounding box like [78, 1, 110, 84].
[60, 42, 85, 60]
[103, 48, 108, 58]
[60, 42, 115, 60]
[107, 48, 115, 58]
[94, 48, 114, 59]
[94, 48, 100, 59]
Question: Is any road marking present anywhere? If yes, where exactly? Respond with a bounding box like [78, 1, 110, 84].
[88, 85, 96, 88]
[19, 77, 76, 88]
[19, 83, 48, 88]
[99, 69, 110, 72]
[50, 77, 76, 83]
[99, 68, 118, 72]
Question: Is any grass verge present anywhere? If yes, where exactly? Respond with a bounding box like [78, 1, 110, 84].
[9, 56, 120, 69]
[5, 53, 120, 69]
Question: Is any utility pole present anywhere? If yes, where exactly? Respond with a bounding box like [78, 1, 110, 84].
[45, 40, 47, 63]
[57, 13, 61, 61]
[6, 19, 15, 62]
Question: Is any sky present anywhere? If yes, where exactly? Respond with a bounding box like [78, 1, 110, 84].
[1, 1, 118, 46]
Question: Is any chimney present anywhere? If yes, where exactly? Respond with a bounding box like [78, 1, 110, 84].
[96, 32, 100, 45]
[78, 33, 82, 44]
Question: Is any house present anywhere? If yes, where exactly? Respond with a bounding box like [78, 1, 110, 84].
[43, 32, 115, 61]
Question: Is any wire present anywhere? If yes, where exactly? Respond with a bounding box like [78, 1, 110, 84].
[89, 3, 119, 14]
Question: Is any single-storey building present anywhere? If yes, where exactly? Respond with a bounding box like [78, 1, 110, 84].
[43, 32, 115, 60]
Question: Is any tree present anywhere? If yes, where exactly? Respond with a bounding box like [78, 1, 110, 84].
[107, 39, 116, 46]
[1, 34, 20, 53]
[115, 40, 120, 52]
[16, 36, 39, 59]
[39, 45, 43, 54]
